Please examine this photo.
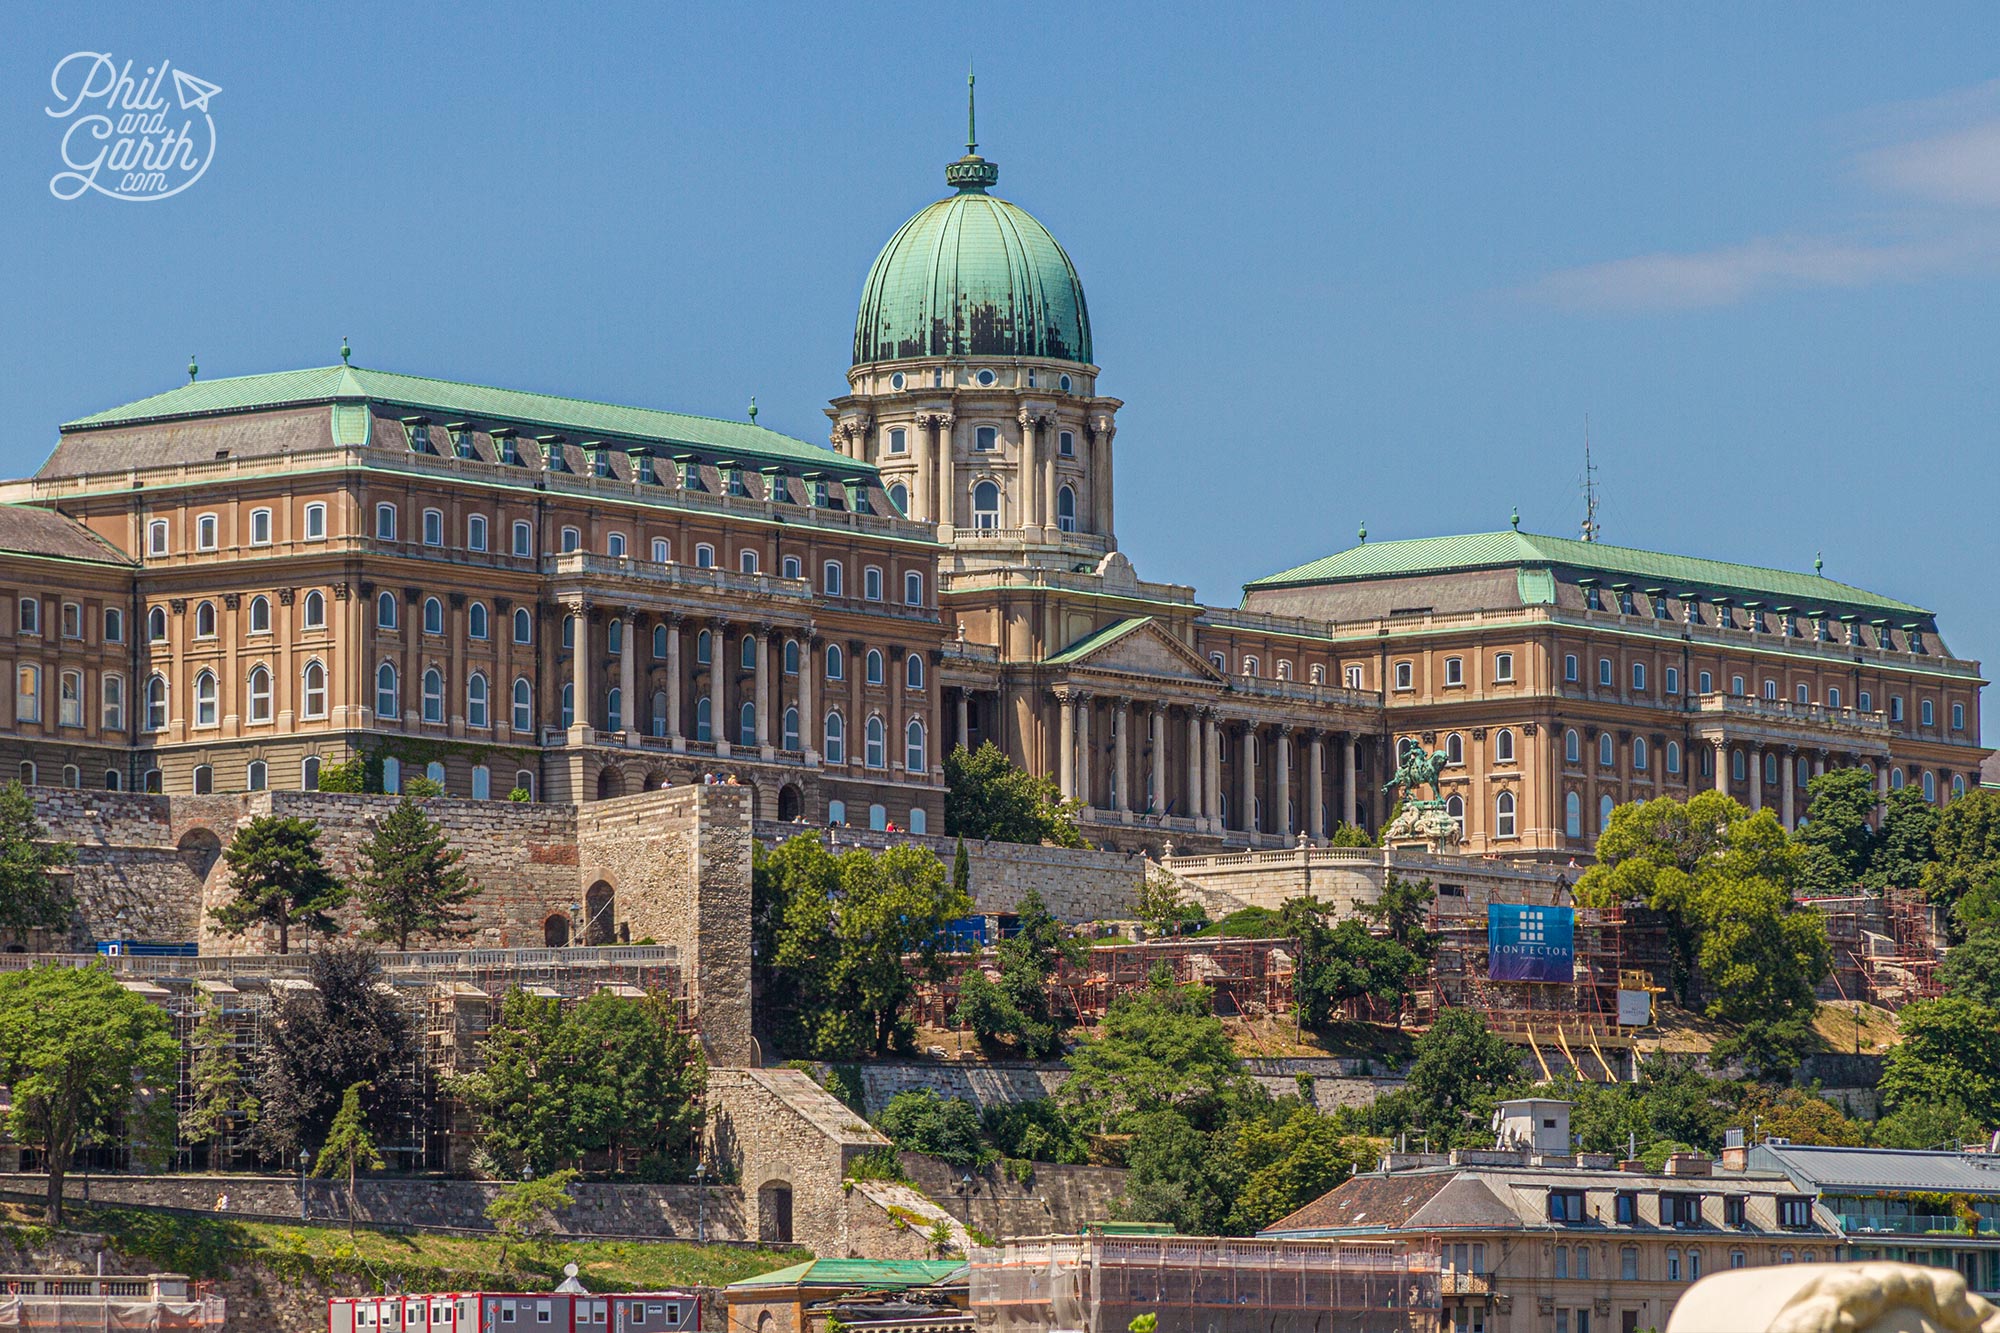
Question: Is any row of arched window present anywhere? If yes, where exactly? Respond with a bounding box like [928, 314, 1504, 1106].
[885, 478, 1082, 533]
[141, 662, 328, 730]
[150, 590, 330, 643]
[1562, 728, 1683, 775]
[1443, 791, 1519, 839]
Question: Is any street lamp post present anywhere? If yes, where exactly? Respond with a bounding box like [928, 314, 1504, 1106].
[298, 1149, 311, 1221]
[954, 1172, 975, 1225]
[691, 1160, 709, 1243]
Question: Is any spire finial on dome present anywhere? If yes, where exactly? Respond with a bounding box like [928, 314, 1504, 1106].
[945, 69, 999, 194]
[187, 354, 198, 383]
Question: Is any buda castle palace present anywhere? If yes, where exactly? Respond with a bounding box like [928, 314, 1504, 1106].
[0, 110, 1983, 859]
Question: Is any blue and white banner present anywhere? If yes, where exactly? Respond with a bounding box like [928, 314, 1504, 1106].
[1487, 904, 1575, 982]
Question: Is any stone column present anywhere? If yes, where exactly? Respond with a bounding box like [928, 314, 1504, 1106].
[1018, 412, 1041, 530]
[1204, 711, 1221, 829]
[913, 422, 934, 523]
[1307, 731, 1326, 842]
[1057, 691, 1077, 800]
[1713, 739, 1729, 794]
[799, 632, 817, 763]
[1877, 761, 1891, 802]
[1185, 708, 1203, 825]
[1092, 419, 1117, 537]
[956, 689, 970, 751]
[1343, 732, 1359, 830]
[569, 602, 591, 739]
[1148, 703, 1165, 817]
[1241, 723, 1258, 836]
[709, 618, 729, 756]
[1273, 726, 1293, 839]
[754, 627, 771, 755]
[1077, 696, 1094, 809]
[1780, 745, 1796, 830]
[1112, 697, 1130, 816]
[619, 611, 637, 743]
[933, 415, 956, 531]
[666, 616, 685, 750]
[1748, 745, 1763, 812]
[1813, 750, 1826, 779]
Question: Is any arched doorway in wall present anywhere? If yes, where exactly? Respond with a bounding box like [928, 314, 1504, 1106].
[777, 784, 804, 822]
[597, 768, 625, 800]
[583, 881, 615, 946]
[177, 827, 223, 882]
[757, 1180, 794, 1244]
[544, 913, 571, 948]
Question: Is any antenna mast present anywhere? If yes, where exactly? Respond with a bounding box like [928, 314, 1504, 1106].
[1580, 416, 1600, 544]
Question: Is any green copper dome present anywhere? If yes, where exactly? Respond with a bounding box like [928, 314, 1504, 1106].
[852, 148, 1092, 367]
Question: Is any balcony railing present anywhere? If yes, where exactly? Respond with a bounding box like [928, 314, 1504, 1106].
[1692, 692, 1893, 735]
[1835, 1213, 1984, 1236]
[543, 550, 813, 602]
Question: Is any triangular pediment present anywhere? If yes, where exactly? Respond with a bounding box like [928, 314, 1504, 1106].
[1047, 617, 1223, 684]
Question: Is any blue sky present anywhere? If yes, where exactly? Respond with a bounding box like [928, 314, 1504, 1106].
[3, 4, 1998, 694]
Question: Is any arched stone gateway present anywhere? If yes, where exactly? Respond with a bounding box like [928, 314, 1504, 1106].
[777, 784, 804, 822]
[596, 768, 625, 800]
[543, 913, 570, 948]
[583, 880, 615, 946]
[755, 1180, 793, 1245]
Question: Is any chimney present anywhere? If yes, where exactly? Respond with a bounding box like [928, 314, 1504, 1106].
[1664, 1153, 1714, 1177]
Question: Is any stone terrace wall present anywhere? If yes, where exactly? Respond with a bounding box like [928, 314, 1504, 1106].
[898, 1153, 1126, 1239]
[0, 1172, 747, 1240]
[811, 1061, 1066, 1119]
[708, 1067, 889, 1256]
[1161, 844, 1572, 915]
[756, 823, 1144, 923]
[578, 786, 754, 1065]
[31, 789, 251, 945]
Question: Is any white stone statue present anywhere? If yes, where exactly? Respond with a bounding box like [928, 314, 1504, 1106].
[1666, 1263, 2000, 1333]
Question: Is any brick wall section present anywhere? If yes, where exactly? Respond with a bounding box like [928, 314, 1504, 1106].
[0, 1172, 747, 1239]
[755, 823, 1144, 923]
[707, 1067, 890, 1256]
[577, 786, 755, 1065]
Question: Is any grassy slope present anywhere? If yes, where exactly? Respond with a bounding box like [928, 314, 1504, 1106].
[0, 1202, 804, 1294]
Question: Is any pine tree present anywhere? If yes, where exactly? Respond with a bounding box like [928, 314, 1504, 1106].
[0, 781, 76, 939]
[355, 797, 479, 950]
[210, 816, 345, 954]
[180, 995, 257, 1166]
[316, 1081, 384, 1234]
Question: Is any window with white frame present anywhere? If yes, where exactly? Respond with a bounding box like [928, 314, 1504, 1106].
[1665, 666, 1679, 694]
[512, 678, 533, 733]
[422, 509, 444, 547]
[193, 670, 217, 727]
[561, 526, 581, 553]
[695, 543, 714, 568]
[824, 711, 845, 763]
[1444, 657, 1464, 686]
[469, 602, 488, 640]
[302, 660, 327, 718]
[467, 673, 489, 728]
[58, 669, 82, 727]
[249, 595, 271, 634]
[905, 571, 923, 605]
[1345, 664, 1364, 689]
[888, 426, 907, 454]
[1564, 653, 1578, 682]
[147, 520, 169, 556]
[1599, 733, 1614, 767]
[906, 718, 927, 772]
[376, 503, 397, 540]
[823, 561, 843, 595]
[197, 513, 219, 550]
[1393, 661, 1413, 690]
[866, 649, 884, 684]
[1495, 729, 1515, 763]
[740, 549, 758, 574]
[147, 606, 167, 642]
[653, 538, 671, 563]
[18, 597, 38, 635]
[250, 508, 273, 545]
[1057, 485, 1077, 532]
[144, 675, 167, 730]
[194, 601, 216, 637]
[975, 426, 998, 451]
[513, 521, 533, 557]
[422, 668, 444, 723]
[906, 653, 924, 690]
[376, 663, 399, 718]
[60, 602, 81, 639]
[423, 597, 443, 635]
[1598, 657, 1613, 687]
[1632, 662, 1647, 691]
[305, 502, 326, 540]
[468, 514, 488, 551]
[608, 532, 627, 558]
[1494, 652, 1514, 682]
[514, 607, 532, 644]
[972, 481, 1000, 529]
[866, 715, 887, 767]
[101, 673, 123, 731]
[864, 567, 883, 601]
[247, 666, 272, 724]
[1495, 791, 1517, 837]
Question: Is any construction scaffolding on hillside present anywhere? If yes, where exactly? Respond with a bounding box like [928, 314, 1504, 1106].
[1421, 892, 1672, 1079]
[1804, 888, 1944, 1009]
[908, 938, 1295, 1031]
[969, 1234, 1441, 1333]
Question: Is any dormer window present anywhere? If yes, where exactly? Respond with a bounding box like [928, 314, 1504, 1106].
[499, 435, 521, 465]
[811, 479, 829, 508]
[632, 452, 656, 484]
[727, 468, 747, 497]
[406, 422, 429, 453]
[682, 460, 703, 491]
[593, 449, 614, 478]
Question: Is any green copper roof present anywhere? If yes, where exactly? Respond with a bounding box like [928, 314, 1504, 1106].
[853, 149, 1091, 366]
[726, 1258, 965, 1290]
[1247, 529, 1930, 619]
[64, 365, 855, 473]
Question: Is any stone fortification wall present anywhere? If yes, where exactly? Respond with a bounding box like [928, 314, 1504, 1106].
[1160, 844, 1572, 916]
[756, 823, 1144, 923]
[0, 1171, 746, 1240]
[708, 1067, 890, 1256]
[824, 1057, 1405, 1118]
[577, 785, 755, 1065]
[897, 1153, 1126, 1239]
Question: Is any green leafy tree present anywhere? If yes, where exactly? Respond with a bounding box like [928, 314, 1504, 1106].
[1327, 823, 1376, 848]
[454, 988, 704, 1177]
[1732, 1086, 1864, 1147]
[1577, 793, 1826, 1019]
[355, 797, 480, 950]
[955, 888, 1086, 1058]
[1937, 923, 2000, 1006]
[1405, 1008, 1519, 1145]
[0, 965, 178, 1223]
[315, 757, 376, 794]
[1117, 1108, 1242, 1235]
[1710, 1014, 1821, 1083]
[179, 995, 257, 1165]
[1136, 872, 1206, 938]
[1059, 968, 1248, 1134]
[875, 1088, 988, 1166]
[1871, 1099, 1985, 1151]
[1927, 789, 2000, 924]
[944, 742, 1086, 847]
[982, 1099, 1089, 1165]
[1226, 1104, 1376, 1233]
[316, 1081, 384, 1235]
[1283, 899, 1423, 1028]
[952, 838, 971, 899]
[756, 835, 971, 1058]
[486, 1168, 579, 1270]
[1792, 768, 1880, 895]
[210, 815, 345, 954]
[400, 774, 445, 799]
[252, 944, 416, 1167]
[1879, 996, 2000, 1126]
[1357, 875, 1436, 956]
[1869, 787, 1941, 894]
[0, 782, 76, 939]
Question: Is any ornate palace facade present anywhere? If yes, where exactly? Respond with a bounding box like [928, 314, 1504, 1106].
[0, 126, 1982, 857]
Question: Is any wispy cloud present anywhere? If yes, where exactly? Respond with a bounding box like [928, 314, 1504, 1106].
[1527, 84, 2000, 311]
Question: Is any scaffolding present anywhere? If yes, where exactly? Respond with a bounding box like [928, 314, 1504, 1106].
[968, 1234, 1441, 1333]
[1804, 888, 1944, 1009]
[909, 939, 1296, 1031]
